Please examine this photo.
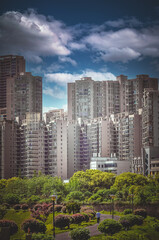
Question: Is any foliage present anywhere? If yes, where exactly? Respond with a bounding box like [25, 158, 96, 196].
[123, 209, 133, 215]
[54, 204, 63, 212]
[32, 233, 53, 240]
[84, 209, 96, 218]
[81, 213, 89, 222]
[69, 170, 116, 193]
[54, 214, 70, 229]
[134, 209, 147, 218]
[66, 191, 84, 201]
[70, 228, 90, 240]
[119, 214, 144, 229]
[71, 213, 85, 224]
[13, 204, 21, 210]
[0, 205, 7, 219]
[4, 193, 20, 205]
[0, 219, 18, 235]
[144, 216, 159, 232]
[61, 206, 66, 213]
[25, 195, 41, 206]
[21, 204, 29, 210]
[31, 203, 50, 222]
[66, 201, 81, 214]
[113, 173, 148, 190]
[21, 219, 46, 233]
[98, 219, 122, 235]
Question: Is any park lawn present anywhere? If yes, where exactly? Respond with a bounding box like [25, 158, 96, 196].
[100, 210, 123, 216]
[3, 209, 31, 240]
[3, 209, 97, 238]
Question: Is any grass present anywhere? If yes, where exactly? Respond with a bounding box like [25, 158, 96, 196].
[3, 209, 97, 238]
[3, 209, 31, 240]
[100, 210, 123, 216]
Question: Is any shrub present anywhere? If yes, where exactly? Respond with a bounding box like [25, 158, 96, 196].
[61, 206, 66, 213]
[54, 204, 63, 212]
[70, 228, 90, 240]
[21, 204, 29, 210]
[26, 195, 41, 206]
[123, 209, 133, 215]
[81, 213, 89, 222]
[34, 204, 42, 211]
[0, 220, 18, 235]
[71, 214, 85, 224]
[134, 209, 147, 218]
[13, 204, 21, 210]
[0, 206, 7, 219]
[66, 202, 81, 214]
[21, 219, 46, 233]
[80, 206, 93, 212]
[119, 214, 144, 229]
[4, 194, 19, 205]
[55, 215, 70, 229]
[98, 219, 122, 235]
[84, 209, 96, 218]
[2, 203, 10, 209]
[32, 233, 53, 240]
[49, 204, 63, 213]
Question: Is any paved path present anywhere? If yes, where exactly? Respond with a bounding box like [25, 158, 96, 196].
[55, 214, 120, 240]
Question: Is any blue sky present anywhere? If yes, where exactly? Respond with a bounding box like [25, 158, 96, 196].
[1, 0, 159, 112]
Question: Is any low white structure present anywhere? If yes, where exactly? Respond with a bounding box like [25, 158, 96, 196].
[90, 155, 130, 174]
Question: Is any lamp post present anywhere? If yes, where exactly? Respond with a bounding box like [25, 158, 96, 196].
[110, 194, 115, 219]
[51, 195, 57, 239]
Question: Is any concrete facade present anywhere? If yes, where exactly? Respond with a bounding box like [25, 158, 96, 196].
[6, 72, 42, 122]
[0, 55, 25, 119]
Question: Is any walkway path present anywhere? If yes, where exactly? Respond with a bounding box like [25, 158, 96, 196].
[55, 214, 120, 240]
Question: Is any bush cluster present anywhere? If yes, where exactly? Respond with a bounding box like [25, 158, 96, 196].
[71, 213, 85, 224]
[66, 202, 81, 214]
[119, 214, 144, 229]
[123, 209, 133, 215]
[21, 219, 46, 233]
[54, 214, 70, 229]
[0, 220, 18, 235]
[13, 204, 21, 210]
[134, 209, 147, 218]
[98, 219, 122, 235]
[70, 228, 90, 240]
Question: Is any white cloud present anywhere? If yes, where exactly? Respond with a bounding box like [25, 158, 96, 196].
[105, 17, 142, 28]
[43, 86, 66, 99]
[83, 26, 159, 62]
[0, 10, 72, 62]
[59, 56, 77, 66]
[100, 47, 141, 63]
[45, 70, 116, 85]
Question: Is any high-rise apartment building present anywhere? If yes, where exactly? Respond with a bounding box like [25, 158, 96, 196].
[44, 109, 65, 124]
[0, 119, 20, 179]
[0, 55, 25, 119]
[68, 75, 158, 121]
[142, 89, 159, 147]
[20, 113, 48, 178]
[7, 72, 42, 122]
[46, 117, 68, 179]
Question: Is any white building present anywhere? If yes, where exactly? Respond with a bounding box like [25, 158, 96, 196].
[90, 155, 130, 174]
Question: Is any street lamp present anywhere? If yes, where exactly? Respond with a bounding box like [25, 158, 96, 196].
[50, 194, 57, 239]
[110, 194, 115, 219]
[129, 194, 134, 212]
